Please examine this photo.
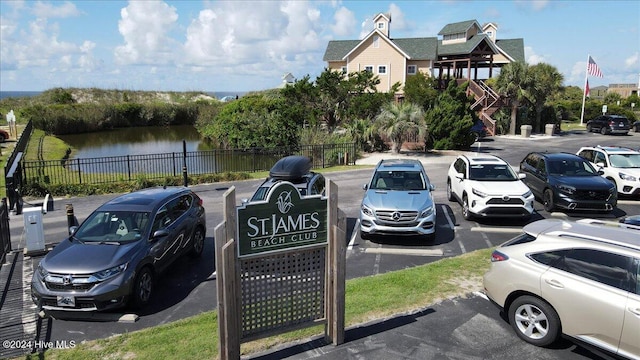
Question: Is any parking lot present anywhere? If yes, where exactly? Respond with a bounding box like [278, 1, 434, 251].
[2, 130, 639, 359]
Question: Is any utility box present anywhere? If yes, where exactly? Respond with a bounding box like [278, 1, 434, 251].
[24, 207, 46, 255]
[520, 125, 532, 138]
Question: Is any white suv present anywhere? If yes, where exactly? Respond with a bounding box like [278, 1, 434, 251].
[483, 218, 640, 358]
[577, 146, 640, 197]
[447, 154, 534, 220]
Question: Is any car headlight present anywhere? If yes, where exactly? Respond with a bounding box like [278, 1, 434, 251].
[472, 188, 487, 198]
[420, 206, 435, 218]
[361, 204, 374, 216]
[522, 190, 533, 198]
[89, 263, 127, 282]
[618, 172, 637, 182]
[557, 184, 576, 195]
[37, 263, 48, 278]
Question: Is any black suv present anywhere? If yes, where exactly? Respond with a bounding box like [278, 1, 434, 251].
[586, 114, 631, 135]
[31, 187, 206, 311]
[250, 155, 325, 202]
[519, 152, 617, 212]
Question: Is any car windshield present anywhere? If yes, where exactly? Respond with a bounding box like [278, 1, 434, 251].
[75, 210, 151, 243]
[609, 154, 640, 168]
[548, 159, 597, 176]
[468, 164, 517, 181]
[371, 170, 426, 190]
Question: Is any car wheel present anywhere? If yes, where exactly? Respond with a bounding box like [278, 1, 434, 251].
[543, 189, 555, 212]
[132, 267, 154, 309]
[600, 127, 608, 135]
[508, 295, 561, 347]
[189, 226, 205, 258]
[446, 180, 455, 202]
[462, 195, 472, 220]
[586, 124, 592, 132]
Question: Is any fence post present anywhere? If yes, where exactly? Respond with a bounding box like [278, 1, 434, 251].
[182, 140, 188, 187]
[127, 155, 131, 181]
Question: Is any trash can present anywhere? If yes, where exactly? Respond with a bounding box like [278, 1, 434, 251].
[545, 124, 555, 136]
[520, 125, 532, 138]
[24, 207, 46, 255]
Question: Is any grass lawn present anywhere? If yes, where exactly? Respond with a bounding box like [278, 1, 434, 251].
[26, 248, 493, 360]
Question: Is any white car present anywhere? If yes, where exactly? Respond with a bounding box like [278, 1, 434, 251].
[446, 154, 535, 220]
[577, 146, 640, 197]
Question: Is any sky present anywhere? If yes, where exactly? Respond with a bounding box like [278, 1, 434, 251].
[1, 0, 638, 93]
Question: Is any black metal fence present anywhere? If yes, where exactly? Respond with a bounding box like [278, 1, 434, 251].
[0, 198, 10, 264]
[20, 142, 358, 186]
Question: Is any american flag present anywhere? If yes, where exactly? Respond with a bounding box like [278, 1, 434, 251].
[587, 56, 603, 77]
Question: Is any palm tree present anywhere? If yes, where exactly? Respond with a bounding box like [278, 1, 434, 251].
[526, 63, 564, 133]
[374, 102, 426, 153]
[495, 61, 529, 135]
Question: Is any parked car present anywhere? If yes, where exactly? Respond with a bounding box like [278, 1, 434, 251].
[633, 120, 640, 133]
[0, 128, 9, 142]
[576, 146, 640, 197]
[359, 159, 436, 240]
[31, 186, 206, 311]
[620, 215, 640, 227]
[447, 154, 534, 220]
[470, 120, 488, 142]
[519, 152, 617, 212]
[585, 114, 631, 135]
[483, 218, 640, 358]
[249, 155, 325, 202]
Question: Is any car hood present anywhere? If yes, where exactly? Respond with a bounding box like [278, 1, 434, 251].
[471, 180, 530, 195]
[41, 238, 142, 274]
[363, 190, 434, 210]
[610, 167, 640, 176]
[552, 176, 614, 190]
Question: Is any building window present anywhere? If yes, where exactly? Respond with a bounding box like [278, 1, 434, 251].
[341, 66, 347, 74]
[364, 66, 373, 73]
[407, 65, 417, 75]
[378, 65, 387, 74]
[486, 31, 493, 37]
[373, 35, 379, 48]
[377, 22, 385, 30]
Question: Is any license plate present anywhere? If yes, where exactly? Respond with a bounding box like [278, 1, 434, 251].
[618, 122, 624, 127]
[56, 295, 76, 307]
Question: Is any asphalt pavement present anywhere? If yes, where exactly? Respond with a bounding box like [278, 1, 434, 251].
[1, 131, 634, 360]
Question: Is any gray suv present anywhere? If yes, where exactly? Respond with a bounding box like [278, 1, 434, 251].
[31, 186, 206, 311]
[359, 159, 436, 240]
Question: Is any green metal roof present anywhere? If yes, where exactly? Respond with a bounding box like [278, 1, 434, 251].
[438, 20, 480, 36]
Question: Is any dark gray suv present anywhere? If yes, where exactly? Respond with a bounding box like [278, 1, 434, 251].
[31, 186, 206, 311]
[586, 115, 631, 135]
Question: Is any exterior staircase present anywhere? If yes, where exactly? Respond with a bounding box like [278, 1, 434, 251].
[464, 80, 507, 136]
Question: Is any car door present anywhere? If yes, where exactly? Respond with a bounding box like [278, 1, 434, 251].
[540, 249, 631, 354]
[451, 158, 467, 200]
[148, 195, 192, 273]
[618, 258, 640, 358]
[521, 154, 545, 198]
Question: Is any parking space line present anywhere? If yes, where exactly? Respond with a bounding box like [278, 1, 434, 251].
[470, 227, 523, 234]
[347, 219, 359, 258]
[442, 205, 455, 229]
[457, 238, 466, 253]
[480, 232, 493, 248]
[363, 248, 444, 256]
[373, 244, 381, 275]
[618, 199, 639, 205]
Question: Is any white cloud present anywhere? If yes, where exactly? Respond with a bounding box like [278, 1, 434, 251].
[387, 3, 409, 32]
[331, 6, 356, 37]
[32, 1, 81, 19]
[625, 52, 639, 68]
[525, 46, 545, 65]
[114, 1, 179, 65]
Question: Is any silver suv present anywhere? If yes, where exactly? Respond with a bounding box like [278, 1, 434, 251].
[483, 218, 640, 359]
[359, 159, 436, 240]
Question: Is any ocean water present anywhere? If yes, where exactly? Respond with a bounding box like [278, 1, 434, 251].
[0, 91, 246, 101]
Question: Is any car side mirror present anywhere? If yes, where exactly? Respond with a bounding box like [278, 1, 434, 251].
[241, 198, 249, 204]
[151, 229, 169, 240]
[69, 226, 78, 236]
[429, 184, 436, 191]
[595, 162, 605, 168]
[598, 170, 605, 175]
[455, 173, 464, 180]
[518, 173, 526, 179]
[363, 183, 369, 190]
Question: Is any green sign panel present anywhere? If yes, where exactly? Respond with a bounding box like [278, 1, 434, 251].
[237, 182, 328, 257]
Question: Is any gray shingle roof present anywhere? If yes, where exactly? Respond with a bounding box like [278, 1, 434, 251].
[323, 40, 360, 61]
[391, 38, 438, 59]
[437, 34, 500, 56]
[495, 39, 525, 62]
[438, 20, 480, 35]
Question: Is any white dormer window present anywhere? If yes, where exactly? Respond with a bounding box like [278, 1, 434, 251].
[407, 65, 417, 75]
[364, 65, 373, 73]
[486, 31, 493, 37]
[373, 35, 379, 48]
[377, 22, 385, 30]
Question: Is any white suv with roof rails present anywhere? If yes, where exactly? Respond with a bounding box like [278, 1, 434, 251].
[446, 154, 535, 220]
[483, 218, 640, 359]
[576, 146, 640, 197]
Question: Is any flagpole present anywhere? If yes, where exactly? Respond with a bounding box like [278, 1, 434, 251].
[579, 54, 589, 125]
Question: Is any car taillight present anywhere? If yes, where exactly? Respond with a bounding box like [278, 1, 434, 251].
[490, 250, 509, 262]
[198, 198, 203, 207]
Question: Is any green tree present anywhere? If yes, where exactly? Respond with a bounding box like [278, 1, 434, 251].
[525, 63, 563, 133]
[495, 61, 529, 135]
[403, 71, 439, 111]
[374, 102, 426, 153]
[603, 92, 623, 105]
[425, 81, 477, 150]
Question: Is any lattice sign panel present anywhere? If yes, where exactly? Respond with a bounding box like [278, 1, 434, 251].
[240, 247, 326, 338]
